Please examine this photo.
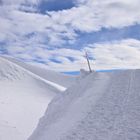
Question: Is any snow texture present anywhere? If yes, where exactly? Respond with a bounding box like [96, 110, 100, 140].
[0, 56, 76, 140]
[29, 69, 140, 140]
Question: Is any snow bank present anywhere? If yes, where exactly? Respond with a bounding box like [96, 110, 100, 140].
[29, 69, 140, 140]
[2, 56, 76, 88]
[0, 56, 75, 140]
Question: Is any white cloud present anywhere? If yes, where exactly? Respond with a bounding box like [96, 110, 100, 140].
[85, 39, 140, 70]
[1, 0, 140, 72]
[1, 0, 140, 47]
[0, 8, 77, 48]
[53, 39, 140, 71]
[8, 39, 140, 72]
[1, 0, 40, 5]
[48, 0, 140, 32]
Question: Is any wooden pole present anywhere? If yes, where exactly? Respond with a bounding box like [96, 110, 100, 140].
[85, 51, 92, 73]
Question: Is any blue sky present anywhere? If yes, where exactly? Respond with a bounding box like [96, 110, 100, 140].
[38, 0, 76, 13]
[1, 0, 140, 72]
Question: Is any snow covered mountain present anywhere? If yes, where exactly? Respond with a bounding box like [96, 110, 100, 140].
[29, 69, 140, 140]
[0, 56, 76, 140]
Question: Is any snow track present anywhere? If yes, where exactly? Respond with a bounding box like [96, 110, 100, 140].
[61, 71, 133, 140]
[29, 70, 140, 140]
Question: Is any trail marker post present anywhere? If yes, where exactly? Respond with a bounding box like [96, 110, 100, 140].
[85, 51, 92, 73]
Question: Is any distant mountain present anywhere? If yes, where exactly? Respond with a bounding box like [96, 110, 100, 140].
[29, 69, 140, 140]
[0, 56, 76, 140]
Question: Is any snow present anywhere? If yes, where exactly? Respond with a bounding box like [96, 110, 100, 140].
[0, 56, 76, 140]
[2, 55, 140, 140]
[2, 56, 76, 88]
[29, 69, 140, 140]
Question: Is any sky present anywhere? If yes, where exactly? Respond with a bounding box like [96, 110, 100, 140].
[0, 0, 140, 72]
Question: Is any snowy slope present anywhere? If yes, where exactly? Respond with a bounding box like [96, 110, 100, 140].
[0, 56, 75, 140]
[29, 70, 140, 140]
[2, 56, 76, 88]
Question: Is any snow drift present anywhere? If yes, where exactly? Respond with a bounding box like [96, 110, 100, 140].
[0, 56, 76, 140]
[2, 56, 76, 88]
[29, 69, 140, 140]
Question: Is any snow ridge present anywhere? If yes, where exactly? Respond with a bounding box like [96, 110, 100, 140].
[2, 56, 76, 88]
[0, 56, 75, 140]
[29, 69, 140, 140]
[0, 57, 66, 92]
